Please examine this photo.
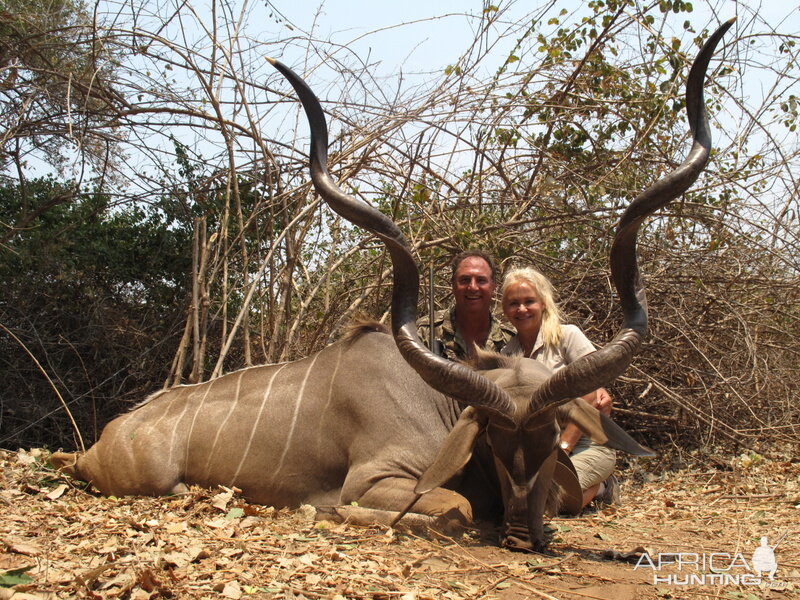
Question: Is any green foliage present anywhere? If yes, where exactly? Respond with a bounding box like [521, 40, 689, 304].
[0, 177, 190, 305]
[0, 176, 191, 449]
[0, 566, 34, 588]
[780, 94, 798, 132]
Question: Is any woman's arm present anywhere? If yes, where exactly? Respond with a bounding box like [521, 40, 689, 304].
[559, 387, 612, 452]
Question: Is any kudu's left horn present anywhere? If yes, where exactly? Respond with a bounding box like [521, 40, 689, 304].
[528, 18, 735, 411]
[267, 58, 516, 422]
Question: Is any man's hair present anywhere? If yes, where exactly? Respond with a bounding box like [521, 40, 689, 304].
[501, 266, 564, 349]
[450, 250, 498, 284]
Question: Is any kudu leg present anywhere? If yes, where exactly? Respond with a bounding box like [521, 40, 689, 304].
[362, 477, 472, 522]
[339, 473, 473, 528]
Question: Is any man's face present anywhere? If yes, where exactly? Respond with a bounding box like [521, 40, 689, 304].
[452, 256, 496, 315]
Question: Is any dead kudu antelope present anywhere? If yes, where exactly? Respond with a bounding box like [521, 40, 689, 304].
[51, 21, 732, 551]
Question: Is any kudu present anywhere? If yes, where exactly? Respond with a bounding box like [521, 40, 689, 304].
[51, 20, 732, 551]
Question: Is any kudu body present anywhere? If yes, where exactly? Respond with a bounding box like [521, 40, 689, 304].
[52, 327, 492, 511]
[52, 20, 732, 551]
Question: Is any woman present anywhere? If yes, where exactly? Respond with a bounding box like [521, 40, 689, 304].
[500, 266, 617, 509]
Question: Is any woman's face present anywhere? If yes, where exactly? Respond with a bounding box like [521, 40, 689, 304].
[502, 280, 544, 335]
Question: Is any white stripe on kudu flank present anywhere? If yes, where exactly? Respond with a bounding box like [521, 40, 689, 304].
[270, 352, 321, 483]
[202, 370, 246, 482]
[322, 346, 343, 417]
[231, 363, 288, 485]
[173, 379, 217, 473]
[141, 387, 177, 441]
[315, 346, 343, 454]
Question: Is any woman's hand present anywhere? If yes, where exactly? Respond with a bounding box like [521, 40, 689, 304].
[581, 387, 613, 415]
[594, 387, 612, 416]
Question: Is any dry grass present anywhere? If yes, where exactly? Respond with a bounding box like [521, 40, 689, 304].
[1, 449, 798, 600]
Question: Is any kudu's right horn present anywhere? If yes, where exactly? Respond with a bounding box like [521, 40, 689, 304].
[268, 58, 517, 423]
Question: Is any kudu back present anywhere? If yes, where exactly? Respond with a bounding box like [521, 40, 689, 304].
[52, 20, 732, 551]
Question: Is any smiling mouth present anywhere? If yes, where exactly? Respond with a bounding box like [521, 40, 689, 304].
[512, 316, 537, 327]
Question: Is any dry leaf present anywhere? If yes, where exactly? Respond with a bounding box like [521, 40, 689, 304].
[45, 484, 68, 500]
[211, 486, 241, 512]
[239, 516, 262, 529]
[221, 581, 242, 599]
[164, 520, 187, 534]
[162, 551, 192, 568]
[98, 536, 120, 555]
[298, 553, 319, 567]
[220, 547, 244, 559]
[185, 543, 210, 563]
[4, 539, 42, 557]
[204, 517, 230, 529]
[97, 571, 136, 593]
[296, 504, 316, 521]
[75, 563, 116, 588]
[16, 450, 38, 466]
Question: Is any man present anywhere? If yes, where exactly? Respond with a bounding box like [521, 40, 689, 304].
[417, 250, 514, 360]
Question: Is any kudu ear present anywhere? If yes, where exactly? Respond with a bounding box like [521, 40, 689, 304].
[414, 407, 486, 495]
[560, 398, 656, 457]
[552, 448, 583, 516]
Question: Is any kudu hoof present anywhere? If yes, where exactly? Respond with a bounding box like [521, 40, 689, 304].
[501, 525, 547, 553]
[502, 537, 549, 553]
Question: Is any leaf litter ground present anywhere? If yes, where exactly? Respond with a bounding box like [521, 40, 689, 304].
[1, 449, 797, 600]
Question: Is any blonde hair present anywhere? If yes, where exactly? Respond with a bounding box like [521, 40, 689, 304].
[501, 266, 564, 349]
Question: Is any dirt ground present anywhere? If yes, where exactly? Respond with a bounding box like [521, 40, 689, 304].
[1, 448, 797, 600]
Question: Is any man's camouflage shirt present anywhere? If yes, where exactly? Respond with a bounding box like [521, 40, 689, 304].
[416, 307, 515, 361]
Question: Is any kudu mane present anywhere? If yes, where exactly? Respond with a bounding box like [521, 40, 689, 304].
[468, 347, 518, 372]
[339, 320, 390, 344]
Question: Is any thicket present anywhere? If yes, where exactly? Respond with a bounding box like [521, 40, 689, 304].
[1, 0, 797, 458]
[0, 177, 191, 448]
